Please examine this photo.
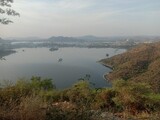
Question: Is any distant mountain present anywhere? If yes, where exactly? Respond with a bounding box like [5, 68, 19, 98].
[3, 35, 160, 42]
[100, 42, 160, 92]
[48, 36, 84, 42]
[5, 37, 43, 41]
[0, 37, 3, 42]
[48, 35, 124, 42]
[77, 35, 104, 41]
[78, 35, 160, 42]
[76, 35, 120, 41]
[0, 37, 7, 43]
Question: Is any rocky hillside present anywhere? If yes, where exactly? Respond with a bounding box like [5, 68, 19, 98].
[100, 42, 160, 93]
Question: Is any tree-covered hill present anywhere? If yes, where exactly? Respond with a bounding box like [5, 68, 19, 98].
[100, 42, 160, 93]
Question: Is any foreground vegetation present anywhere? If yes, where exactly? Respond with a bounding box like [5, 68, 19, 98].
[0, 76, 160, 120]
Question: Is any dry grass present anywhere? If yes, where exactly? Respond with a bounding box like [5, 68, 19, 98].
[19, 95, 46, 120]
[0, 95, 46, 120]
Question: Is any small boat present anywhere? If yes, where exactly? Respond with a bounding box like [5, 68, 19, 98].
[106, 53, 109, 57]
[58, 58, 63, 62]
[49, 47, 58, 51]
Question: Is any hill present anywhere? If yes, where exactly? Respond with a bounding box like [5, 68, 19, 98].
[100, 42, 160, 93]
[48, 36, 84, 42]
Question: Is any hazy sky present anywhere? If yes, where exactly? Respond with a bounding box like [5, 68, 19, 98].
[1, 0, 160, 38]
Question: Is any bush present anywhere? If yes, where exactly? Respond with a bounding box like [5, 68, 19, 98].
[46, 103, 93, 120]
[0, 77, 160, 120]
[93, 88, 116, 111]
[112, 79, 159, 114]
[30, 76, 56, 91]
[65, 80, 94, 107]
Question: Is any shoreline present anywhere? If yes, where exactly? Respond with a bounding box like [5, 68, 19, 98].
[99, 61, 113, 70]
[98, 61, 113, 81]
[102, 72, 109, 81]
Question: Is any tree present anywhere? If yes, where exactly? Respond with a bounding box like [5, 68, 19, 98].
[30, 76, 56, 90]
[0, 0, 19, 24]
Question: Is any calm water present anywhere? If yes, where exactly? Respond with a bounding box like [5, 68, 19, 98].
[0, 47, 125, 89]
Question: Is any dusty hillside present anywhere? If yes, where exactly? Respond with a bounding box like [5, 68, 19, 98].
[100, 42, 160, 92]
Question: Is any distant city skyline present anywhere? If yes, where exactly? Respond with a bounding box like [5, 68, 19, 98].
[1, 0, 160, 38]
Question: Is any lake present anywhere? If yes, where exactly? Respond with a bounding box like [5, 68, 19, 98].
[0, 47, 125, 89]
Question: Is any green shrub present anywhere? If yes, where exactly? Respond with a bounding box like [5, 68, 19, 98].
[112, 79, 157, 113]
[30, 76, 56, 91]
[65, 80, 94, 106]
[93, 88, 116, 111]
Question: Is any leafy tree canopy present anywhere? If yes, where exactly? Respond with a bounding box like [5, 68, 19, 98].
[0, 0, 19, 24]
